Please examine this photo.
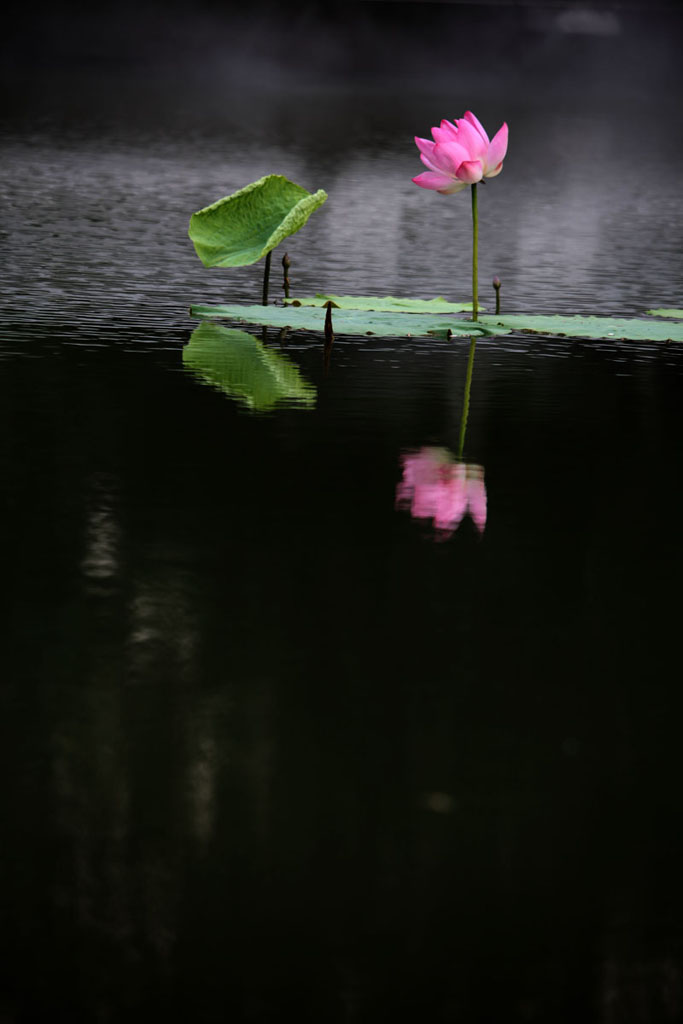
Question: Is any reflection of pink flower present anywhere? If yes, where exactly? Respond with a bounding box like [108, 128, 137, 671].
[412, 110, 508, 194]
[396, 448, 487, 538]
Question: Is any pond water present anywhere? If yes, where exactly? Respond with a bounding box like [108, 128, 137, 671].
[2, 19, 683, 1020]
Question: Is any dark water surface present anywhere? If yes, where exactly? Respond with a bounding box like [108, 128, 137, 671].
[2, 33, 683, 1021]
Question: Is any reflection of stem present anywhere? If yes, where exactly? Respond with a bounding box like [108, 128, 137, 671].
[471, 184, 478, 322]
[262, 251, 272, 305]
[457, 337, 477, 459]
[324, 337, 333, 375]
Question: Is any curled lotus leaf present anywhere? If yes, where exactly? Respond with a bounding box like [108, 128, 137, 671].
[189, 174, 327, 268]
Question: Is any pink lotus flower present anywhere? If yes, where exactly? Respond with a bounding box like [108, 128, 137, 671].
[396, 448, 487, 538]
[412, 111, 508, 195]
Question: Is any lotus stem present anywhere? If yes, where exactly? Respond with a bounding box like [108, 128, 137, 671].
[324, 301, 334, 373]
[282, 252, 291, 300]
[471, 184, 479, 322]
[493, 276, 501, 315]
[324, 301, 335, 344]
[457, 337, 477, 459]
[262, 251, 272, 306]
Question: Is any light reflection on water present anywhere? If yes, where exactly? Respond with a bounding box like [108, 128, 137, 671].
[1, 325, 683, 1017]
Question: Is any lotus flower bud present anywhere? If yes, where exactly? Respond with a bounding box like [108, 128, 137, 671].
[492, 276, 502, 313]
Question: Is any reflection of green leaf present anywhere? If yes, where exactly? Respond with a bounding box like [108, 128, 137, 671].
[183, 322, 316, 412]
[188, 175, 327, 268]
[189, 304, 493, 338]
[646, 309, 683, 320]
[284, 294, 482, 313]
[479, 314, 683, 342]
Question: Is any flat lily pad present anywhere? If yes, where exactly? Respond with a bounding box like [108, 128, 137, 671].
[189, 175, 327, 268]
[646, 309, 683, 320]
[479, 314, 683, 342]
[284, 294, 482, 313]
[189, 303, 492, 338]
[183, 322, 316, 411]
[189, 305, 683, 343]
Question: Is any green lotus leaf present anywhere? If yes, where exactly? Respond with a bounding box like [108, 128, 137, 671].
[189, 305, 683, 342]
[479, 314, 683, 342]
[646, 309, 683, 320]
[189, 175, 327, 268]
[189, 304, 493, 338]
[283, 294, 483, 313]
[183, 322, 316, 412]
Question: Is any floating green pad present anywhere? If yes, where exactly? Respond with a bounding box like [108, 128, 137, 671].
[646, 309, 683, 320]
[284, 294, 482, 313]
[183, 322, 316, 411]
[189, 305, 683, 342]
[189, 175, 328, 268]
[479, 314, 683, 342]
[189, 304, 492, 338]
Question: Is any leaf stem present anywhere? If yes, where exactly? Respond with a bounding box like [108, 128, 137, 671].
[324, 301, 334, 374]
[471, 184, 478, 322]
[282, 252, 291, 300]
[457, 337, 477, 459]
[262, 251, 272, 305]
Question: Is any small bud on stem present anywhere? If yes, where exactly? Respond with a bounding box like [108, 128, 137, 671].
[492, 276, 501, 315]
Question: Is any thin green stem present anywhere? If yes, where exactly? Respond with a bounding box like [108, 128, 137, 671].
[471, 183, 479, 322]
[262, 250, 272, 306]
[457, 337, 477, 460]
